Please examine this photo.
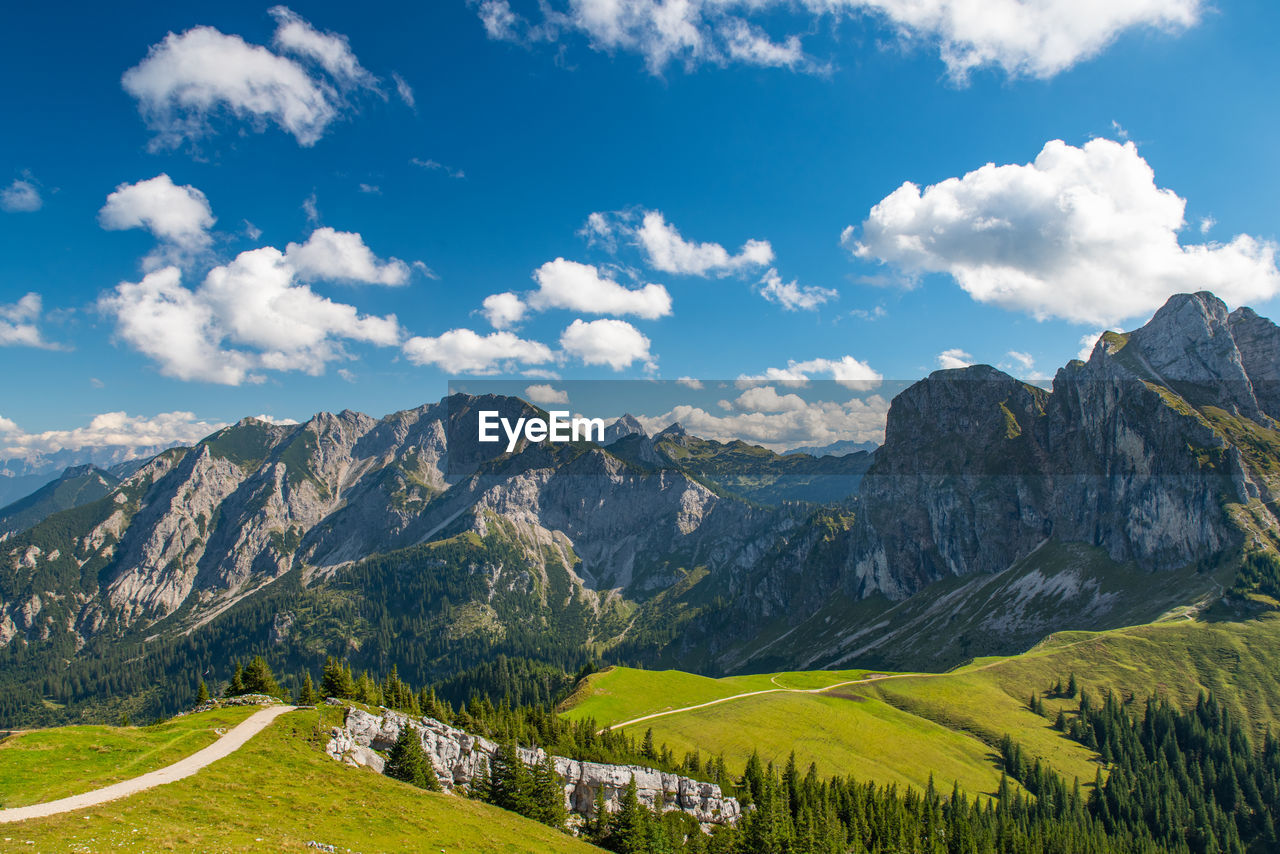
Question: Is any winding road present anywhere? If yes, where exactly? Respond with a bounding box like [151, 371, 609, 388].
[0, 704, 295, 824]
[601, 672, 913, 733]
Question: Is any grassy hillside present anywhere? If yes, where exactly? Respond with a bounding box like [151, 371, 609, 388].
[562, 613, 1280, 800]
[0, 705, 259, 808]
[3, 707, 602, 853]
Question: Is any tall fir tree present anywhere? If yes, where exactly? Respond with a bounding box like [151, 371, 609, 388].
[384, 724, 441, 791]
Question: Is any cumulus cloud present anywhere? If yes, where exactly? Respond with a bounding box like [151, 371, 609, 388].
[739, 355, 882, 391]
[99, 239, 403, 385]
[847, 138, 1280, 326]
[633, 211, 773, 276]
[524, 383, 570, 404]
[936, 348, 973, 370]
[634, 391, 890, 451]
[268, 6, 378, 90]
[284, 227, 410, 285]
[402, 328, 554, 374]
[99, 174, 215, 262]
[0, 293, 54, 349]
[758, 268, 837, 311]
[529, 258, 671, 319]
[482, 292, 527, 329]
[0, 410, 229, 459]
[560, 318, 653, 370]
[676, 377, 704, 389]
[476, 0, 1199, 80]
[1, 179, 41, 212]
[122, 8, 379, 149]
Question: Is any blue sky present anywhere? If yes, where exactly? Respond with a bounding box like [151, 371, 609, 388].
[2, 0, 1279, 455]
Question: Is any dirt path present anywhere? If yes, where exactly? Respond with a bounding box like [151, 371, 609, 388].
[602, 673, 908, 733]
[0, 705, 295, 824]
[600, 634, 1109, 734]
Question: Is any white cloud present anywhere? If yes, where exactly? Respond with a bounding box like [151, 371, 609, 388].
[0, 410, 228, 459]
[477, 0, 1199, 80]
[1004, 351, 1034, 371]
[482, 292, 527, 329]
[739, 355, 882, 391]
[411, 158, 466, 179]
[634, 211, 773, 276]
[0, 293, 54, 349]
[357, 183, 381, 195]
[99, 174, 215, 261]
[268, 6, 378, 91]
[560, 318, 653, 370]
[122, 8, 379, 149]
[392, 73, 415, 108]
[1, 179, 41, 212]
[302, 192, 321, 224]
[634, 393, 890, 451]
[529, 258, 671, 319]
[99, 241, 403, 385]
[284, 227, 410, 285]
[676, 376, 704, 389]
[524, 383, 570, 404]
[849, 305, 887, 321]
[848, 138, 1280, 326]
[1076, 331, 1105, 362]
[758, 268, 837, 311]
[1200, 216, 1216, 234]
[402, 328, 554, 374]
[936, 348, 973, 370]
[730, 386, 809, 413]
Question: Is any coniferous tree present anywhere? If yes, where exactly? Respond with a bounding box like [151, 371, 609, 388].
[611, 775, 651, 854]
[320, 657, 355, 699]
[295, 672, 318, 706]
[196, 679, 210, 705]
[384, 724, 441, 791]
[241, 655, 281, 697]
[530, 754, 567, 828]
[223, 662, 245, 697]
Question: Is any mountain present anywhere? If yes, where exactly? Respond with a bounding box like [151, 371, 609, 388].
[3, 291, 1280, 725]
[0, 443, 191, 507]
[784, 439, 879, 457]
[0, 464, 122, 536]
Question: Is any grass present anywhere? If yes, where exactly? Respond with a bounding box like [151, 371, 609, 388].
[562, 613, 1280, 800]
[0, 706, 260, 809]
[3, 707, 602, 853]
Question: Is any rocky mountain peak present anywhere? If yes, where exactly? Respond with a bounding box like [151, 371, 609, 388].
[603, 414, 646, 445]
[1114, 291, 1273, 419]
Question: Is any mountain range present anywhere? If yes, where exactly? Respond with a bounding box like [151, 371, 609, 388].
[2, 290, 1278, 724]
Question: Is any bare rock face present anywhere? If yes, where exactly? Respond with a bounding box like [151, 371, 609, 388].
[324, 705, 741, 827]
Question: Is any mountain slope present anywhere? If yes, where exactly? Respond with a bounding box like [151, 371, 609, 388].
[0, 464, 121, 536]
[3, 291, 1280, 726]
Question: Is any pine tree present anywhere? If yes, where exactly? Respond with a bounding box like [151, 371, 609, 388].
[320, 657, 355, 699]
[241, 655, 281, 697]
[611, 775, 651, 854]
[590, 784, 613, 844]
[488, 739, 531, 814]
[530, 754, 567, 828]
[295, 672, 318, 706]
[224, 662, 245, 697]
[384, 724, 441, 791]
[196, 679, 210, 705]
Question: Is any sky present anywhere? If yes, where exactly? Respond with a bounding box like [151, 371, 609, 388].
[2, 0, 1279, 458]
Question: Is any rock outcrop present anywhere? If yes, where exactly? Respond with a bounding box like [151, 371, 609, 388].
[324, 705, 740, 827]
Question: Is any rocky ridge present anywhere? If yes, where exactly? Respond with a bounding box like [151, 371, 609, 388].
[324, 704, 740, 828]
